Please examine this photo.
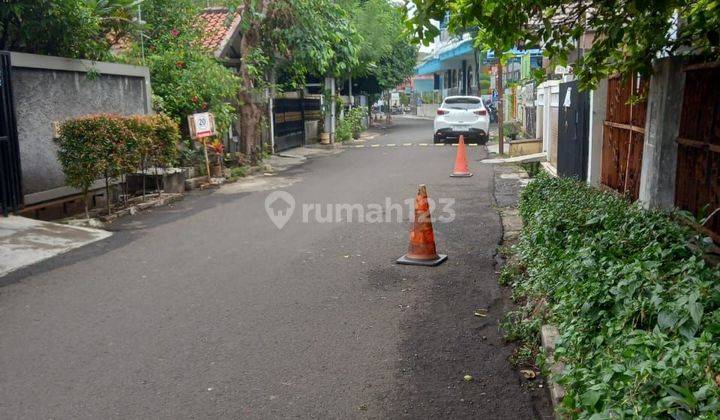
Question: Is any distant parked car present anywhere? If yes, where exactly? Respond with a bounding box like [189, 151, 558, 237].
[433, 96, 490, 144]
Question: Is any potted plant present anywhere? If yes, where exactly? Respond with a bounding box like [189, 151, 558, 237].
[208, 139, 224, 177]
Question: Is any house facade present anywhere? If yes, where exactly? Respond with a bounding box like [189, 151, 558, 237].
[413, 22, 542, 118]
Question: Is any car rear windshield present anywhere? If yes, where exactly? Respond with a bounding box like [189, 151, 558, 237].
[442, 98, 483, 110]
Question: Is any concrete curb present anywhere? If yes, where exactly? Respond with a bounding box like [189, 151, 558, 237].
[397, 114, 434, 121]
[540, 324, 566, 412]
[540, 161, 558, 177]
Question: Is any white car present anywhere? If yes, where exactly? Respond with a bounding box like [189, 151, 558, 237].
[433, 96, 490, 144]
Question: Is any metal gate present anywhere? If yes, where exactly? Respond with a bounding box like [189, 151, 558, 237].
[273, 98, 305, 152]
[556, 80, 590, 179]
[0, 52, 22, 215]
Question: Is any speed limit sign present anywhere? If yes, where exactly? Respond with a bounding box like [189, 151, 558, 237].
[188, 112, 215, 139]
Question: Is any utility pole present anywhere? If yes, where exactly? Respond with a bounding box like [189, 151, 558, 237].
[497, 60, 504, 155]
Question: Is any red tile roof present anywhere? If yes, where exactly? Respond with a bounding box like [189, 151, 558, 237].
[198, 8, 241, 54]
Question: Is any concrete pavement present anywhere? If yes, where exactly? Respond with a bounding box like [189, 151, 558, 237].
[0, 216, 111, 279]
[0, 116, 550, 419]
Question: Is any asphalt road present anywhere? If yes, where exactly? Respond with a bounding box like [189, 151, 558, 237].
[0, 117, 550, 419]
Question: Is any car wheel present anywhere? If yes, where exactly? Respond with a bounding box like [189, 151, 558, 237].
[479, 134, 489, 145]
[433, 133, 441, 143]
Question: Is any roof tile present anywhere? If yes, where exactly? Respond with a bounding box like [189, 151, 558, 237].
[198, 8, 240, 53]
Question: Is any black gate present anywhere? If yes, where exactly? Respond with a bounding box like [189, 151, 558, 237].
[0, 52, 22, 215]
[557, 80, 590, 180]
[273, 98, 305, 152]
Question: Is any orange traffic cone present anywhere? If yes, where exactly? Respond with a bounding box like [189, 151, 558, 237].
[396, 184, 448, 266]
[450, 135, 473, 177]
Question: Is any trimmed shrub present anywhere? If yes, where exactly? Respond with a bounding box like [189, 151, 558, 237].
[57, 113, 180, 215]
[58, 114, 132, 216]
[507, 175, 720, 418]
[149, 113, 180, 170]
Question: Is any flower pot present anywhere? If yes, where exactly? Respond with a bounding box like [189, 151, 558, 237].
[210, 163, 223, 178]
[320, 132, 330, 144]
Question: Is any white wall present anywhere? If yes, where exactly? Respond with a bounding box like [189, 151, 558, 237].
[587, 80, 608, 185]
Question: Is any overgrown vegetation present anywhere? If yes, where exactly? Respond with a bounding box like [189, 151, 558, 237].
[336, 119, 353, 142]
[336, 106, 368, 141]
[0, 0, 137, 60]
[57, 114, 180, 217]
[124, 0, 239, 138]
[502, 175, 720, 418]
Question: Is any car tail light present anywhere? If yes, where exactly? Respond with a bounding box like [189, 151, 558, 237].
[437, 109, 449, 115]
[474, 109, 487, 116]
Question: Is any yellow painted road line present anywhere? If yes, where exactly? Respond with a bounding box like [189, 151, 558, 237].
[418, 143, 429, 146]
[386, 143, 396, 147]
[451, 143, 458, 146]
[468, 143, 478, 146]
[370, 144, 380, 148]
[353, 145, 364, 148]
[402, 142, 412, 146]
[434, 143, 445, 147]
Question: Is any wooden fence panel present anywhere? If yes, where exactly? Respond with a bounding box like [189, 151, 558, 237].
[600, 74, 648, 199]
[675, 63, 720, 241]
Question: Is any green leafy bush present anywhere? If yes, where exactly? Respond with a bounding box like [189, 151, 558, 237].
[507, 175, 720, 418]
[336, 107, 368, 142]
[230, 166, 247, 178]
[347, 106, 367, 136]
[57, 113, 180, 215]
[58, 114, 132, 216]
[149, 113, 180, 169]
[336, 117, 353, 142]
[146, 45, 238, 136]
[125, 115, 155, 167]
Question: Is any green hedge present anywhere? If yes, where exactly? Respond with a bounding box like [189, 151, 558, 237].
[57, 113, 180, 216]
[508, 175, 720, 418]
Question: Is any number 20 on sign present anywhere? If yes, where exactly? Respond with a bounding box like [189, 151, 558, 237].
[188, 112, 215, 139]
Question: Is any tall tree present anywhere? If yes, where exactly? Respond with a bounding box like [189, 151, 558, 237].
[341, 0, 417, 114]
[227, 0, 361, 158]
[345, 0, 417, 83]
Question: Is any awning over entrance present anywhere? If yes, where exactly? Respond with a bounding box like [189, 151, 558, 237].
[416, 38, 474, 75]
